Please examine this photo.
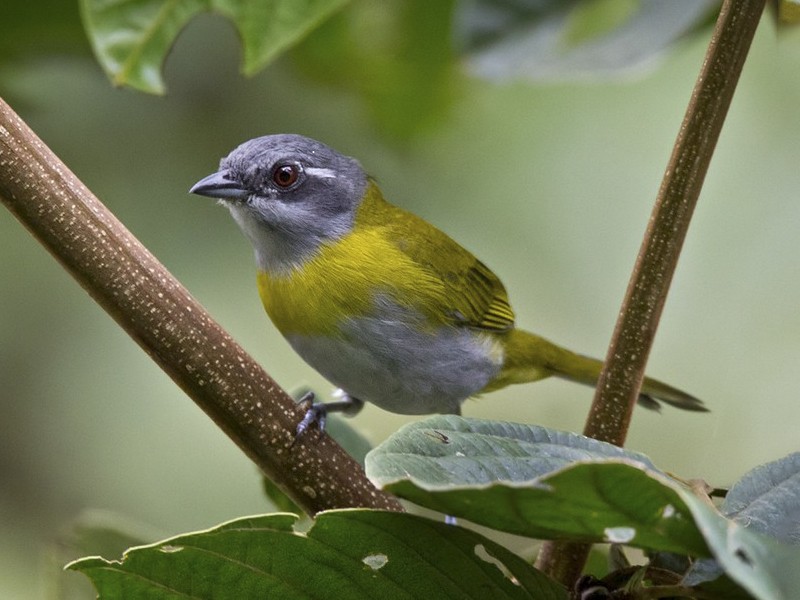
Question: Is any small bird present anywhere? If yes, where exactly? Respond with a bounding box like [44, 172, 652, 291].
[191, 134, 705, 432]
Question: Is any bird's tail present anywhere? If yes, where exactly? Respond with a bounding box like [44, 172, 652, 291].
[489, 329, 706, 412]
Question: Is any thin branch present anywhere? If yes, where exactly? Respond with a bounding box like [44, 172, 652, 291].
[536, 0, 766, 585]
[585, 0, 765, 446]
[0, 98, 402, 516]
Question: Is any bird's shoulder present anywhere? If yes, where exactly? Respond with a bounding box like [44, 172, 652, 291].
[357, 180, 515, 332]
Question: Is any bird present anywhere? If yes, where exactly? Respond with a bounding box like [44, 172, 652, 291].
[190, 134, 705, 433]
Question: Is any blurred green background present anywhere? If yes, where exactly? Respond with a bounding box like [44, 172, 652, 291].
[1, 3, 799, 597]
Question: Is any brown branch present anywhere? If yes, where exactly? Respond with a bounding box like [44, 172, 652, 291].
[536, 0, 766, 585]
[0, 97, 402, 516]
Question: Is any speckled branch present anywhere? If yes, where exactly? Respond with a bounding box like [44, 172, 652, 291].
[536, 0, 766, 585]
[0, 98, 402, 515]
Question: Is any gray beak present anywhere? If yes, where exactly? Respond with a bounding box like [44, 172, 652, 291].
[189, 170, 250, 200]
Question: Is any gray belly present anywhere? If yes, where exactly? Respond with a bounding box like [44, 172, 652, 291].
[285, 312, 504, 415]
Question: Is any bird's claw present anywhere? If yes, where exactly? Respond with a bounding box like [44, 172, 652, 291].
[296, 403, 328, 436]
[293, 391, 327, 437]
[292, 389, 365, 441]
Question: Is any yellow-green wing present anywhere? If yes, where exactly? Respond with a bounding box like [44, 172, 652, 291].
[367, 187, 515, 332]
[458, 258, 515, 331]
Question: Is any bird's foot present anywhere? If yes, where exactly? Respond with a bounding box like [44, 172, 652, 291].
[294, 389, 365, 437]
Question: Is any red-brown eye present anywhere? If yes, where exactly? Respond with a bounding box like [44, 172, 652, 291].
[272, 164, 300, 188]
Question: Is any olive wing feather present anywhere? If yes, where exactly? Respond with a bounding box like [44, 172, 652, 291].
[385, 206, 515, 332]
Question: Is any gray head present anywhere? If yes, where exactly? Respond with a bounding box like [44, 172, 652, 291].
[190, 134, 368, 274]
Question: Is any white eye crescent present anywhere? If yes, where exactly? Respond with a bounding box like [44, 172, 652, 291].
[305, 167, 337, 179]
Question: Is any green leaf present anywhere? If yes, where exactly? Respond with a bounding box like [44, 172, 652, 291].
[688, 511, 800, 600]
[68, 510, 568, 599]
[367, 416, 800, 600]
[686, 452, 800, 597]
[366, 416, 707, 555]
[722, 452, 800, 545]
[79, 0, 350, 93]
[391, 461, 711, 557]
[457, 0, 717, 81]
[366, 415, 658, 487]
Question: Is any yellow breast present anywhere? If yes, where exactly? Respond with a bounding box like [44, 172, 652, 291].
[257, 224, 447, 338]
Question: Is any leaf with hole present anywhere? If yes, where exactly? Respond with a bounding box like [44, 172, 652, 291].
[68, 510, 568, 599]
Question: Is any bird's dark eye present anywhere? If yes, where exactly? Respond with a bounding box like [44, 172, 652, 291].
[272, 164, 300, 188]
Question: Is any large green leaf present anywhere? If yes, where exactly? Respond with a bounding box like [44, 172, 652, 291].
[79, 0, 349, 93]
[68, 510, 567, 599]
[366, 415, 658, 486]
[381, 463, 711, 557]
[366, 416, 705, 554]
[364, 416, 656, 483]
[366, 416, 800, 600]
